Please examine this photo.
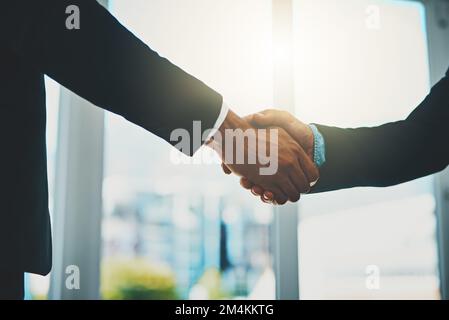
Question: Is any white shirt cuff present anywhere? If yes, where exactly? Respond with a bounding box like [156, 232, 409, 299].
[204, 101, 229, 142]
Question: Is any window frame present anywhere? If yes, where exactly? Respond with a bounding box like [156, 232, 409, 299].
[425, 0, 449, 301]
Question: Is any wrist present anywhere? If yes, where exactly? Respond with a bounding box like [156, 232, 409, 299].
[207, 109, 246, 156]
[309, 124, 326, 167]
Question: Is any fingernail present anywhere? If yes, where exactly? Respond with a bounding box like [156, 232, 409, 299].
[310, 179, 318, 187]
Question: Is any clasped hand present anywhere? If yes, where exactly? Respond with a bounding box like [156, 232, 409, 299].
[210, 109, 318, 205]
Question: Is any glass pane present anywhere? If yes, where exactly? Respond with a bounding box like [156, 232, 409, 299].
[101, 0, 275, 300]
[293, 0, 439, 299]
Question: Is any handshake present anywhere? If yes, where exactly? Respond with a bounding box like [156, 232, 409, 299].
[207, 109, 319, 205]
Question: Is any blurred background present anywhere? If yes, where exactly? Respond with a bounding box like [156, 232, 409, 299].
[26, 0, 449, 300]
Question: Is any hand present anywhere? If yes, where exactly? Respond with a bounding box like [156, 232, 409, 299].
[222, 109, 318, 204]
[210, 110, 318, 204]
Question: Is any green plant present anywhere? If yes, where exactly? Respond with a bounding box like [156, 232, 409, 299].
[101, 258, 178, 300]
[196, 268, 230, 299]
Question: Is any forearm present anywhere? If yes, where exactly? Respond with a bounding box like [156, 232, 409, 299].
[4, 0, 222, 153]
[312, 122, 428, 192]
[312, 70, 449, 193]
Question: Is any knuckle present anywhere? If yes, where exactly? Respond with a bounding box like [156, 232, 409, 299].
[281, 110, 290, 117]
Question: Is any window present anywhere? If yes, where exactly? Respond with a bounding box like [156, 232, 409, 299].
[293, 0, 439, 299]
[40, 0, 448, 300]
[100, 0, 275, 300]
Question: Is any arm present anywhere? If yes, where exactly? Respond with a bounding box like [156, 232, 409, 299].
[2, 0, 221, 155]
[2, 1, 317, 201]
[245, 68, 449, 202]
[313, 69, 449, 192]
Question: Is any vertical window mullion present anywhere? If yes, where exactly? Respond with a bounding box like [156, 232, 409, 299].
[271, 0, 301, 300]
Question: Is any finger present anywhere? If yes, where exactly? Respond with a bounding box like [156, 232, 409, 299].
[265, 186, 288, 205]
[240, 177, 254, 190]
[278, 180, 301, 203]
[288, 182, 301, 202]
[261, 194, 271, 204]
[260, 191, 274, 204]
[263, 191, 274, 201]
[274, 197, 288, 205]
[288, 176, 303, 202]
[295, 147, 320, 185]
[252, 185, 264, 196]
[221, 163, 232, 175]
[289, 160, 311, 194]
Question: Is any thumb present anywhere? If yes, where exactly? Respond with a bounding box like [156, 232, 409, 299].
[249, 111, 275, 128]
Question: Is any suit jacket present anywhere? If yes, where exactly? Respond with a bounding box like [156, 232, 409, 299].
[313, 68, 449, 193]
[0, 0, 222, 275]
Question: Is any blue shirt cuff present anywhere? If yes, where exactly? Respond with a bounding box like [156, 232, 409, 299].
[309, 124, 326, 167]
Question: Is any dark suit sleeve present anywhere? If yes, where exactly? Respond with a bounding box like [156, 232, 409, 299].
[1, 0, 222, 155]
[312, 68, 449, 193]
